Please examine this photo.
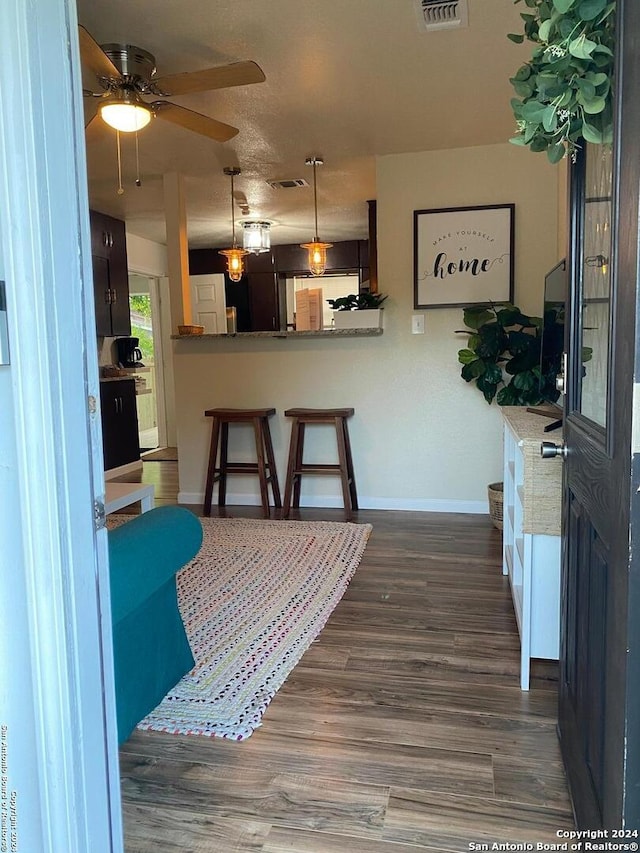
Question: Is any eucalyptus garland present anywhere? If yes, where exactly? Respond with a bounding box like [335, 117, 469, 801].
[508, 0, 615, 163]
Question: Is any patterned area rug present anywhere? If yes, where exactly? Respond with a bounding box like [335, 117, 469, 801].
[124, 516, 371, 740]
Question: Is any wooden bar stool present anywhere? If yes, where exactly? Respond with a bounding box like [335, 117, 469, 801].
[282, 408, 358, 521]
[203, 408, 281, 517]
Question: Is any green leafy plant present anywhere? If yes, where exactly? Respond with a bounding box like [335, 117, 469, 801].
[327, 292, 388, 311]
[508, 0, 615, 163]
[457, 303, 562, 405]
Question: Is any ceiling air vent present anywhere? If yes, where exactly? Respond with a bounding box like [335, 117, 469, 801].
[414, 0, 469, 31]
[266, 178, 309, 189]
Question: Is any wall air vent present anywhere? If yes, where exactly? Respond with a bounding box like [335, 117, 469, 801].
[266, 178, 309, 189]
[414, 0, 468, 31]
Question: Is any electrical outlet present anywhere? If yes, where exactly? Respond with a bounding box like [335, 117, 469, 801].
[411, 314, 425, 335]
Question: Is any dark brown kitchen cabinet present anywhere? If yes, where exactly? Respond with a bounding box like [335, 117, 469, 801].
[248, 272, 283, 331]
[188, 248, 228, 276]
[90, 210, 131, 337]
[246, 252, 284, 331]
[99, 379, 140, 471]
[273, 240, 360, 273]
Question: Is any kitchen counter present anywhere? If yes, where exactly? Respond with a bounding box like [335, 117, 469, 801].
[171, 328, 383, 340]
[100, 376, 148, 396]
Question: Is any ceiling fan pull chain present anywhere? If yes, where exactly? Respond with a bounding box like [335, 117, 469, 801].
[135, 131, 142, 187]
[116, 130, 124, 195]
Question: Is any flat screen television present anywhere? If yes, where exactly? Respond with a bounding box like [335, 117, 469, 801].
[537, 258, 566, 411]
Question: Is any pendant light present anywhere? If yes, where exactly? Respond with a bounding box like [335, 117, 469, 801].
[219, 167, 248, 282]
[242, 220, 272, 254]
[300, 157, 332, 276]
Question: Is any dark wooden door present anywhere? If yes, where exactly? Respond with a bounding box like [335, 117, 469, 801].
[557, 0, 640, 828]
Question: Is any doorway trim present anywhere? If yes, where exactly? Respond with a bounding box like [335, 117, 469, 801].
[128, 271, 170, 449]
[0, 0, 122, 849]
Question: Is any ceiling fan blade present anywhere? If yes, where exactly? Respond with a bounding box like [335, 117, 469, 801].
[152, 102, 239, 142]
[152, 61, 265, 96]
[85, 111, 107, 142]
[78, 25, 122, 81]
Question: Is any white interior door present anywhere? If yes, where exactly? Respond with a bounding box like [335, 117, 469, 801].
[189, 273, 226, 333]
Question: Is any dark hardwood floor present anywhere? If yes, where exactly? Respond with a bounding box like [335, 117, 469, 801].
[114, 461, 574, 851]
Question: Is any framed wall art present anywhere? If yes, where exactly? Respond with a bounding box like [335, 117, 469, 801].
[413, 203, 515, 309]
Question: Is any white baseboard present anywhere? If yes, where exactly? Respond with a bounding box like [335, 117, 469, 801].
[177, 490, 489, 515]
[104, 459, 143, 481]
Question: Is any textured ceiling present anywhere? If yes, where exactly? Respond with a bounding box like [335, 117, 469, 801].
[77, 0, 528, 249]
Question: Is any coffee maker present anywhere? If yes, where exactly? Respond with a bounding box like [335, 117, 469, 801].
[115, 336, 143, 367]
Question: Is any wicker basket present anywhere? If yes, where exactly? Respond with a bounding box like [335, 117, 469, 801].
[488, 482, 504, 531]
[177, 324, 204, 336]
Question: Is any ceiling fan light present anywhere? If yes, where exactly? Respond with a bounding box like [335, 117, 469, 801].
[300, 240, 333, 277]
[242, 220, 271, 254]
[219, 247, 248, 282]
[100, 91, 152, 132]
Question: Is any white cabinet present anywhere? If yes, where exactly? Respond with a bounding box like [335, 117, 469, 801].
[502, 408, 563, 690]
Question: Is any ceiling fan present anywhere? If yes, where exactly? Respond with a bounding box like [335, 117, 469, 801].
[79, 25, 266, 143]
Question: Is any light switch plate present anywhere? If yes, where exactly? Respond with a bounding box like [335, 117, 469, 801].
[411, 314, 425, 335]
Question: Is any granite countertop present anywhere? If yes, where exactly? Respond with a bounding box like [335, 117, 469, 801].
[100, 375, 134, 382]
[171, 328, 383, 340]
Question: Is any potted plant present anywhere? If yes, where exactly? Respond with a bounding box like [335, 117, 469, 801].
[507, 0, 615, 163]
[457, 302, 562, 530]
[327, 292, 388, 329]
[456, 303, 565, 405]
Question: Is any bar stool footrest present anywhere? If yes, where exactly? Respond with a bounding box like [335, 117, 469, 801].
[294, 465, 349, 475]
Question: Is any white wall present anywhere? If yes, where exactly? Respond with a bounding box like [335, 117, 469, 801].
[126, 232, 168, 277]
[173, 142, 560, 511]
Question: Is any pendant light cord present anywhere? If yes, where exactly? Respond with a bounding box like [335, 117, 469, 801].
[313, 160, 319, 241]
[230, 172, 236, 248]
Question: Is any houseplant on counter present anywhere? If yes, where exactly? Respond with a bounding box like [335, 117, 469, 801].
[327, 292, 388, 329]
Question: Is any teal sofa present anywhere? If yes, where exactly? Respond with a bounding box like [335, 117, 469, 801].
[107, 505, 203, 744]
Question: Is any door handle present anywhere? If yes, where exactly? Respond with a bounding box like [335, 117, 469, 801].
[541, 440, 568, 459]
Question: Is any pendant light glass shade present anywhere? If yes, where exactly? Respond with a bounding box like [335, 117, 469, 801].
[219, 247, 247, 282]
[300, 240, 332, 276]
[300, 157, 332, 276]
[242, 220, 271, 254]
[100, 90, 153, 133]
[219, 167, 248, 281]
